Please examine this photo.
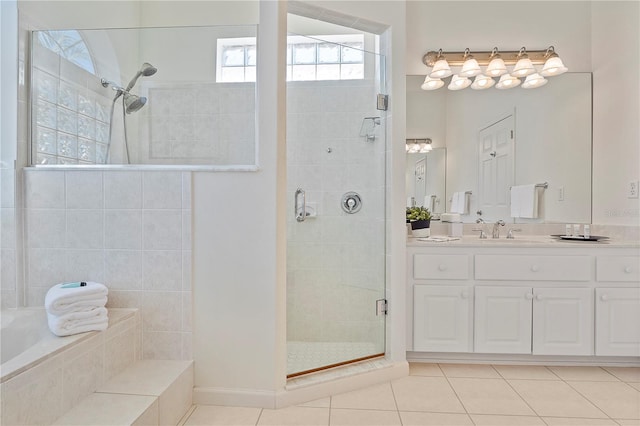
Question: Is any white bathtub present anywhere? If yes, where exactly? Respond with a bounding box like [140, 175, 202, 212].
[1, 308, 141, 425]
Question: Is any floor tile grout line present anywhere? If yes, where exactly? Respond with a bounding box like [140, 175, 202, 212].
[500, 370, 551, 420]
[254, 407, 264, 426]
[388, 380, 403, 426]
[438, 363, 475, 422]
[563, 379, 620, 423]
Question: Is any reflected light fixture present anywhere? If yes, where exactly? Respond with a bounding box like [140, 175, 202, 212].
[406, 138, 433, 154]
[471, 74, 495, 90]
[521, 73, 548, 89]
[448, 74, 471, 90]
[421, 46, 567, 91]
[421, 75, 444, 90]
[495, 73, 521, 89]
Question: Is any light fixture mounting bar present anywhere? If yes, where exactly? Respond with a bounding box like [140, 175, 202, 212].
[423, 49, 554, 67]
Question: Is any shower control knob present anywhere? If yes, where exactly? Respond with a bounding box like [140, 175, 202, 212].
[341, 192, 362, 214]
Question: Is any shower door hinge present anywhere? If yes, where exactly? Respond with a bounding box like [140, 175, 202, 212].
[377, 94, 388, 111]
[376, 299, 388, 316]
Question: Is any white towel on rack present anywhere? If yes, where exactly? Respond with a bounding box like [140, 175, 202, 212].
[450, 192, 467, 214]
[510, 184, 538, 218]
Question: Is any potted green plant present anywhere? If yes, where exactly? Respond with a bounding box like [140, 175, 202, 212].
[406, 206, 432, 237]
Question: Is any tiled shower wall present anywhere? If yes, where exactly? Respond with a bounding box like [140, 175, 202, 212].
[286, 80, 386, 344]
[23, 169, 192, 360]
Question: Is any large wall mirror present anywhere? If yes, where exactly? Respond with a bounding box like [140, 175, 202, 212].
[406, 73, 592, 224]
[31, 25, 257, 167]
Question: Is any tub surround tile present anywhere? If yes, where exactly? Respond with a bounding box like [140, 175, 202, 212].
[143, 209, 182, 250]
[65, 171, 103, 209]
[25, 170, 65, 208]
[96, 360, 193, 426]
[53, 392, 158, 425]
[104, 210, 142, 249]
[64, 249, 104, 283]
[104, 171, 142, 209]
[27, 248, 66, 286]
[65, 209, 104, 249]
[61, 344, 104, 413]
[27, 209, 66, 248]
[1, 367, 64, 426]
[141, 292, 182, 331]
[104, 250, 143, 290]
[143, 250, 183, 291]
[143, 331, 183, 360]
[104, 326, 137, 382]
[143, 171, 182, 209]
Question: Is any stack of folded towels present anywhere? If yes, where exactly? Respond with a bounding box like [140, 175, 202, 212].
[45, 281, 109, 337]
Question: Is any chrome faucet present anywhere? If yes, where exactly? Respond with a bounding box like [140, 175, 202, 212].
[492, 220, 505, 238]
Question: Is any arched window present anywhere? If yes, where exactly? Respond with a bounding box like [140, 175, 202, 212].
[36, 30, 95, 74]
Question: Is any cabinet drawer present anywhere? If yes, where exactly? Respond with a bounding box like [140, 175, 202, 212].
[475, 255, 591, 281]
[414, 254, 469, 280]
[596, 256, 640, 282]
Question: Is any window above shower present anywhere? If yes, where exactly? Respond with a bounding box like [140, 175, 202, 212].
[216, 34, 364, 83]
[29, 25, 258, 168]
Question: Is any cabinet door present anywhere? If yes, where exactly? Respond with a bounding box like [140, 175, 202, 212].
[595, 288, 640, 356]
[414, 285, 473, 352]
[475, 286, 533, 354]
[532, 287, 593, 355]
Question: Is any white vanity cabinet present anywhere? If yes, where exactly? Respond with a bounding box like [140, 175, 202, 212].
[474, 286, 593, 355]
[408, 241, 640, 362]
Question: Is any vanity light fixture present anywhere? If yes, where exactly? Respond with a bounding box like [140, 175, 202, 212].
[428, 49, 453, 79]
[512, 47, 536, 77]
[459, 48, 482, 77]
[421, 46, 567, 91]
[406, 138, 432, 153]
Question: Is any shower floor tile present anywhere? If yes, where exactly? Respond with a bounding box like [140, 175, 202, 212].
[287, 341, 380, 376]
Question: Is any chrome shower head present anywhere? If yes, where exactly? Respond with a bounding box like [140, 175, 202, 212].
[123, 92, 147, 114]
[125, 62, 158, 92]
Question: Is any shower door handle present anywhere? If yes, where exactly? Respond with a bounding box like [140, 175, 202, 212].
[295, 188, 306, 222]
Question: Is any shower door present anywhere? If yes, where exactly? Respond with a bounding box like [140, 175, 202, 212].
[286, 34, 387, 377]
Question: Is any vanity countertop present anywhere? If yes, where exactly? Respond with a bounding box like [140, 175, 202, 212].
[407, 235, 640, 249]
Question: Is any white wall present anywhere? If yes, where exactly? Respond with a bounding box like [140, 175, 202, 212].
[591, 1, 640, 226]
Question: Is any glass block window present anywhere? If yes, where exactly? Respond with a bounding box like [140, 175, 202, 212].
[36, 30, 95, 75]
[216, 34, 365, 83]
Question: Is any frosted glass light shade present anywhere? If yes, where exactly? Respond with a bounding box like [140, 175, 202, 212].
[541, 56, 568, 76]
[448, 74, 471, 90]
[512, 56, 535, 77]
[429, 59, 452, 78]
[521, 73, 548, 89]
[421, 75, 445, 90]
[495, 73, 521, 89]
[471, 74, 495, 90]
[460, 57, 481, 77]
[486, 56, 507, 77]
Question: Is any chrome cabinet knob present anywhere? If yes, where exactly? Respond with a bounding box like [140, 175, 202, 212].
[438, 264, 447, 271]
[530, 265, 540, 272]
[601, 294, 609, 302]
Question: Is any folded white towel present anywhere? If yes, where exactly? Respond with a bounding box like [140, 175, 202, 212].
[47, 307, 109, 337]
[450, 192, 468, 214]
[510, 184, 538, 218]
[45, 281, 108, 316]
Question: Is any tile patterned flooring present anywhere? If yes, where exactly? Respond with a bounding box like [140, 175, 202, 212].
[181, 363, 640, 426]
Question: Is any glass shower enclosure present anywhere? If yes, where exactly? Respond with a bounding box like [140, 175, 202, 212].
[286, 31, 387, 377]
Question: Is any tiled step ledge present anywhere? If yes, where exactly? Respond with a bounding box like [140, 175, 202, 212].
[54, 360, 193, 426]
